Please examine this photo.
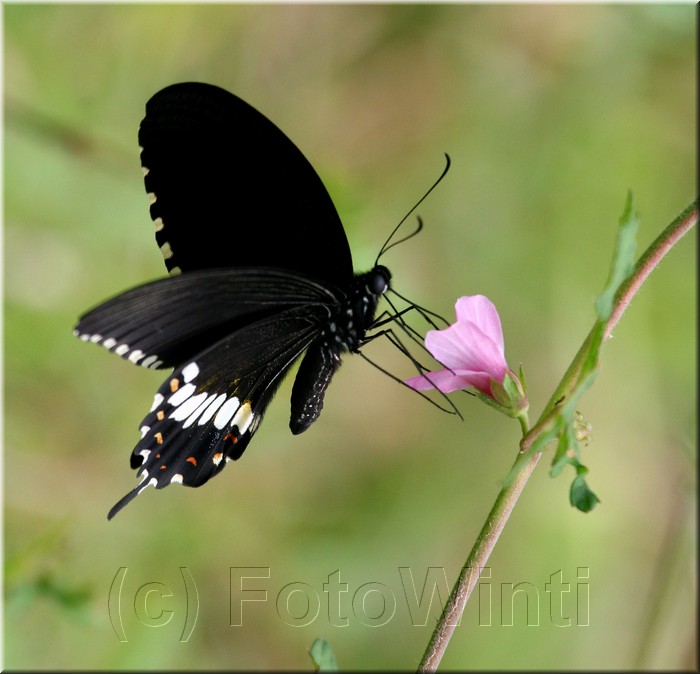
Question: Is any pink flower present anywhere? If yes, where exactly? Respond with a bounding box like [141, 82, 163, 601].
[406, 295, 511, 400]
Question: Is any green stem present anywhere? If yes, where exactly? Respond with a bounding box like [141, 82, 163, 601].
[417, 198, 697, 672]
[418, 436, 537, 672]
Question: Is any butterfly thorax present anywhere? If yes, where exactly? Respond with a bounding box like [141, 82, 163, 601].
[322, 265, 391, 356]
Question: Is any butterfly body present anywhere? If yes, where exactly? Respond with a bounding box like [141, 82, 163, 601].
[290, 264, 390, 434]
[75, 82, 397, 518]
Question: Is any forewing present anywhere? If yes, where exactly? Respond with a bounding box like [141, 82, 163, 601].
[74, 267, 339, 370]
[107, 308, 326, 519]
[139, 82, 353, 285]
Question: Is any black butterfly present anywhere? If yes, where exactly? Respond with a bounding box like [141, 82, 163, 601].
[75, 82, 439, 520]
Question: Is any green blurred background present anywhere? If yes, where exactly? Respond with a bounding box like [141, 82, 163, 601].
[3, 4, 696, 670]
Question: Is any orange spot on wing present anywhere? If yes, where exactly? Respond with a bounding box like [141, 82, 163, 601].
[186, 456, 197, 466]
[170, 378, 179, 393]
[156, 410, 165, 420]
[224, 432, 238, 444]
[160, 465, 166, 470]
[155, 432, 163, 445]
[213, 452, 223, 463]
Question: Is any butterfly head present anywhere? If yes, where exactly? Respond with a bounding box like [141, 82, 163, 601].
[366, 265, 391, 297]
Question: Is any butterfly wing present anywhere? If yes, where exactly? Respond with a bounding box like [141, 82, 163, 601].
[76, 82, 377, 518]
[139, 82, 354, 285]
[76, 267, 340, 517]
[106, 306, 329, 519]
[75, 267, 339, 370]
[109, 309, 326, 519]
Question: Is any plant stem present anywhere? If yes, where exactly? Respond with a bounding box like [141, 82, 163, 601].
[418, 445, 538, 672]
[417, 198, 697, 672]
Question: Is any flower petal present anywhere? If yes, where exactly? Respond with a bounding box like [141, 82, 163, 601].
[404, 294, 515, 402]
[405, 368, 495, 395]
[425, 321, 507, 381]
[454, 295, 504, 354]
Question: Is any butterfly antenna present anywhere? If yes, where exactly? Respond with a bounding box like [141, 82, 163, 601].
[374, 153, 451, 266]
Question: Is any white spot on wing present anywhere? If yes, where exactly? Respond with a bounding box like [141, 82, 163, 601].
[115, 344, 129, 356]
[182, 393, 216, 428]
[89, 334, 103, 343]
[214, 396, 240, 430]
[140, 425, 150, 439]
[198, 394, 227, 425]
[128, 349, 145, 364]
[150, 393, 164, 412]
[147, 192, 157, 205]
[103, 338, 117, 350]
[160, 242, 173, 260]
[138, 477, 158, 494]
[154, 217, 164, 232]
[141, 354, 159, 368]
[168, 382, 195, 407]
[182, 362, 200, 383]
[169, 266, 182, 276]
[170, 474, 183, 484]
[231, 402, 254, 435]
[170, 392, 208, 421]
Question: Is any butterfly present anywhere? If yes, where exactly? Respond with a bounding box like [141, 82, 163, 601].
[75, 82, 441, 520]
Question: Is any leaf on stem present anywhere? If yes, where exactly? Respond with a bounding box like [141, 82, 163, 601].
[569, 461, 601, 512]
[517, 193, 641, 509]
[309, 638, 338, 671]
[595, 190, 640, 321]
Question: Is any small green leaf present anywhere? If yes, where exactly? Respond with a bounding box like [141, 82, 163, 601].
[570, 474, 601, 513]
[549, 446, 570, 478]
[594, 190, 639, 320]
[309, 638, 338, 671]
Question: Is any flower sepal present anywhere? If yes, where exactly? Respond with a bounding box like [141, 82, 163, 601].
[476, 368, 529, 420]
